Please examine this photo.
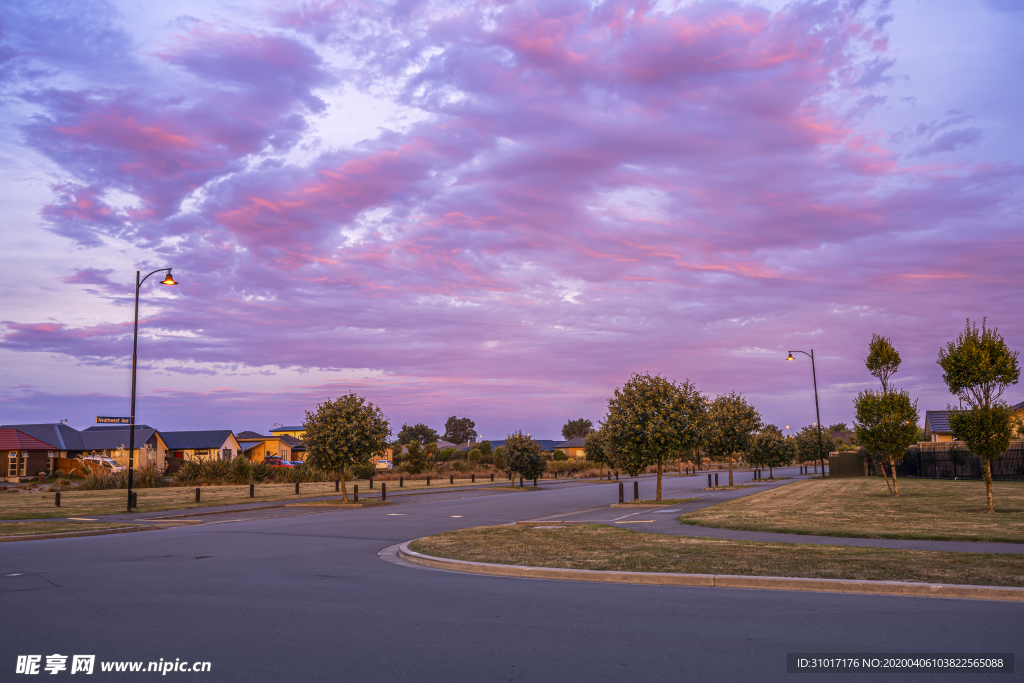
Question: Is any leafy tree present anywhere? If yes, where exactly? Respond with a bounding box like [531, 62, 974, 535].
[402, 442, 429, 474]
[826, 423, 848, 434]
[552, 449, 568, 461]
[561, 418, 594, 440]
[793, 425, 836, 466]
[467, 447, 482, 462]
[493, 446, 505, 469]
[502, 431, 546, 485]
[703, 392, 761, 486]
[866, 334, 902, 394]
[938, 319, 1021, 512]
[854, 391, 918, 496]
[583, 427, 615, 477]
[398, 423, 440, 446]
[748, 424, 794, 479]
[477, 440, 492, 456]
[303, 394, 390, 502]
[443, 416, 477, 445]
[605, 373, 705, 500]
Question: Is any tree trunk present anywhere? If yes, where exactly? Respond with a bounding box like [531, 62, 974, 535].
[769, 466, 773, 479]
[728, 456, 734, 487]
[984, 459, 994, 513]
[880, 459, 893, 497]
[889, 455, 899, 497]
[340, 471, 348, 503]
[656, 455, 663, 502]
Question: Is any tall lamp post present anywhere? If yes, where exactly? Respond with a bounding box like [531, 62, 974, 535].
[127, 268, 178, 512]
[787, 349, 826, 477]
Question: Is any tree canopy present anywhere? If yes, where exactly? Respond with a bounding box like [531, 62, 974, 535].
[938, 318, 1020, 512]
[303, 394, 390, 502]
[502, 431, 546, 483]
[583, 427, 616, 474]
[792, 424, 835, 464]
[605, 373, 704, 499]
[703, 391, 761, 486]
[443, 416, 478, 445]
[561, 418, 594, 440]
[854, 389, 918, 496]
[748, 424, 794, 478]
[397, 423, 440, 446]
[866, 333, 902, 394]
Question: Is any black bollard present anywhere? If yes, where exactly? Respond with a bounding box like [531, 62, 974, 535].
[382, 482, 387, 503]
[519, 476, 524, 488]
[618, 482, 624, 504]
[450, 475, 454, 485]
[295, 482, 300, 494]
[715, 473, 719, 487]
[335, 479, 340, 492]
[633, 480, 639, 501]
[400, 476, 404, 488]
[55, 491, 61, 508]
[426, 476, 430, 486]
[472, 474, 475, 483]
[615, 471, 619, 481]
[533, 477, 537, 487]
[370, 478, 374, 489]
[195, 487, 201, 503]
[708, 473, 712, 488]
[131, 492, 137, 509]
[491, 473, 494, 482]
[250, 483, 255, 498]
[354, 484, 359, 502]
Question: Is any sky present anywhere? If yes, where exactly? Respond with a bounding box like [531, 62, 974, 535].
[0, 0, 1022, 439]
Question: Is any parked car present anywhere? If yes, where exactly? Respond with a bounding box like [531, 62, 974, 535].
[82, 456, 125, 473]
[375, 460, 392, 471]
[287, 461, 305, 467]
[263, 457, 292, 468]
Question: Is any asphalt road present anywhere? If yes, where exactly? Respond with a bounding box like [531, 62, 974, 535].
[2, 468, 1020, 682]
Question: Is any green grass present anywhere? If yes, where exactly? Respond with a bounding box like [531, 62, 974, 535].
[410, 524, 1024, 586]
[680, 478, 1024, 543]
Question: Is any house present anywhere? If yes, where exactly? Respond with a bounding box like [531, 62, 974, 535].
[162, 430, 241, 464]
[269, 425, 305, 439]
[554, 436, 587, 460]
[0, 423, 87, 458]
[2, 429, 60, 482]
[236, 432, 296, 463]
[80, 426, 170, 470]
[923, 411, 954, 442]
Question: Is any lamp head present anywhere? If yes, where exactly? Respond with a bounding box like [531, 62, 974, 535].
[786, 353, 794, 361]
[161, 270, 178, 286]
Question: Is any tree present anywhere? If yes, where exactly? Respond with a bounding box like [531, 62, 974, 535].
[605, 373, 704, 501]
[938, 319, 1020, 512]
[397, 423, 439, 446]
[748, 424, 794, 479]
[854, 390, 918, 496]
[477, 440, 492, 456]
[502, 431, 546, 485]
[561, 418, 594, 440]
[793, 425, 836, 467]
[303, 394, 390, 503]
[866, 334, 901, 394]
[402, 442, 429, 474]
[583, 427, 615, 477]
[703, 392, 761, 486]
[443, 416, 477, 445]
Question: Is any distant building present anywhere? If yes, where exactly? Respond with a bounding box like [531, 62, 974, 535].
[269, 425, 306, 439]
[554, 436, 587, 460]
[236, 432, 297, 462]
[162, 430, 241, 464]
[80, 426, 170, 470]
[2, 428, 60, 481]
[923, 411, 954, 442]
[0, 423, 87, 458]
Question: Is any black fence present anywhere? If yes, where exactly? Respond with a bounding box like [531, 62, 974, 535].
[891, 444, 1024, 482]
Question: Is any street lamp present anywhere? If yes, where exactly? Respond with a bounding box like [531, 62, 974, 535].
[127, 268, 178, 512]
[787, 349, 826, 477]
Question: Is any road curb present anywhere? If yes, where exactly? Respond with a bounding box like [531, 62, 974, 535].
[0, 525, 161, 543]
[396, 542, 1024, 602]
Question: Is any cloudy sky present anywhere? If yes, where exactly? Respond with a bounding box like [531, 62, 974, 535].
[1, 0, 1021, 438]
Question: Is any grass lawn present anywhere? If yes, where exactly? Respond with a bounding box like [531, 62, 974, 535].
[410, 524, 1024, 587]
[0, 520, 135, 537]
[0, 476, 485, 520]
[680, 478, 1024, 543]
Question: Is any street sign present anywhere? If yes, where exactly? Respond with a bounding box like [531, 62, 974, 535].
[95, 416, 131, 424]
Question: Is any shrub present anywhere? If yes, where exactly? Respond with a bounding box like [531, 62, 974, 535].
[479, 453, 494, 466]
[449, 459, 471, 472]
[349, 461, 377, 480]
[468, 448, 482, 462]
[132, 463, 167, 488]
[79, 472, 117, 490]
[552, 449, 568, 461]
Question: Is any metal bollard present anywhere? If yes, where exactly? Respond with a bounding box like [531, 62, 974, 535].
[618, 482, 624, 504]
[634, 480, 639, 501]
[708, 474, 712, 488]
[472, 474, 475, 483]
[450, 475, 454, 485]
[615, 471, 619, 481]
[354, 484, 359, 502]
[335, 480, 340, 492]
[426, 476, 430, 486]
[370, 478, 374, 489]
[715, 473, 719, 487]
[399, 477, 403, 487]
[195, 487, 201, 503]
[295, 481, 300, 494]
[533, 477, 537, 487]
[381, 482, 387, 503]
[55, 491, 61, 508]
[519, 476, 524, 488]
[491, 473, 494, 482]
[250, 484, 255, 498]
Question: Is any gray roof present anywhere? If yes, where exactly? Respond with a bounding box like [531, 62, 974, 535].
[555, 437, 587, 449]
[1013, 400, 1024, 412]
[0, 423, 87, 451]
[236, 431, 268, 439]
[162, 430, 234, 450]
[925, 411, 952, 433]
[81, 428, 158, 450]
[83, 424, 154, 431]
[277, 434, 305, 449]
[269, 425, 304, 432]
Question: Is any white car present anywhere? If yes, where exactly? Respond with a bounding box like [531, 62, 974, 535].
[375, 460, 393, 471]
[82, 457, 125, 473]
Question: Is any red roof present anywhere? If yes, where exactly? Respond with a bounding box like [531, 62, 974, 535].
[0, 428, 58, 451]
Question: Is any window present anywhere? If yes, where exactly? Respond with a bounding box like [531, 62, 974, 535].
[7, 452, 16, 477]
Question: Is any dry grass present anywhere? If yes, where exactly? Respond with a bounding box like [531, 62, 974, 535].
[681, 478, 1024, 543]
[0, 520, 132, 537]
[0, 476, 486, 520]
[410, 524, 1024, 587]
